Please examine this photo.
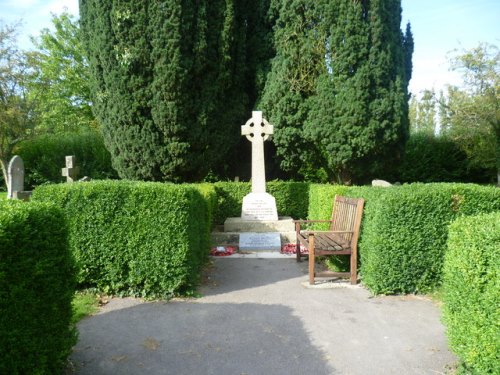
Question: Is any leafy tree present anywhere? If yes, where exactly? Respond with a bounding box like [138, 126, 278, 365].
[28, 12, 95, 133]
[409, 89, 437, 135]
[440, 43, 499, 184]
[0, 21, 37, 187]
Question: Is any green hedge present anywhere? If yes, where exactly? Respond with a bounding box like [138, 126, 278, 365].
[0, 200, 76, 374]
[212, 181, 310, 224]
[11, 131, 117, 189]
[399, 133, 468, 183]
[344, 183, 500, 294]
[443, 212, 500, 374]
[32, 181, 212, 298]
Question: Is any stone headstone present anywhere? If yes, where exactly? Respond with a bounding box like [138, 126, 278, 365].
[239, 232, 281, 252]
[372, 179, 393, 187]
[240, 111, 278, 221]
[62, 155, 80, 182]
[7, 155, 24, 199]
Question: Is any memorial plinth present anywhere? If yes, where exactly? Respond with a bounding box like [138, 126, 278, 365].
[241, 192, 278, 221]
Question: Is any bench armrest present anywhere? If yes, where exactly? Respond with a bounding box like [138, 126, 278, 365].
[303, 230, 354, 234]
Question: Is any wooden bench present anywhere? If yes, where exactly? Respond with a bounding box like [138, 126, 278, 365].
[295, 195, 365, 285]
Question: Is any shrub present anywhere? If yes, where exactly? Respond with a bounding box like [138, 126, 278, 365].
[347, 183, 500, 294]
[399, 133, 467, 183]
[443, 212, 500, 374]
[32, 181, 211, 298]
[267, 181, 309, 220]
[13, 131, 117, 189]
[0, 200, 76, 374]
[212, 182, 250, 225]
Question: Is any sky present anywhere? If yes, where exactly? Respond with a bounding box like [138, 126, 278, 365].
[1, 0, 499, 98]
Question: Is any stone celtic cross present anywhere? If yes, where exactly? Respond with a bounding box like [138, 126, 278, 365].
[241, 111, 273, 194]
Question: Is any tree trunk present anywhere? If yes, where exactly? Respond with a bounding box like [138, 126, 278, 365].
[1, 158, 9, 191]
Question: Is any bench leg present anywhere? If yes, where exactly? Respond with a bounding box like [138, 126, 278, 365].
[308, 234, 315, 285]
[350, 248, 357, 285]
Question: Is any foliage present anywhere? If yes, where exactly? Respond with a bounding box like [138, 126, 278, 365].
[409, 89, 437, 135]
[399, 133, 468, 183]
[12, 131, 117, 189]
[0, 21, 38, 187]
[0, 200, 76, 374]
[212, 182, 251, 225]
[443, 212, 500, 374]
[71, 291, 100, 325]
[439, 43, 499, 184]
[211, 181, 310, 224]
[80, 1, 271, 182]
[261, 0, 413, 184]
[32, 181, 212, 298]
[259, 0, 325, 180]
[344, 183, 500, 294]
[28, 12, 96, 133]
[306, 184, 349, 229]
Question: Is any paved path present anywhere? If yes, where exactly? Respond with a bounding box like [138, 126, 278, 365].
[69, 258, 456, 374]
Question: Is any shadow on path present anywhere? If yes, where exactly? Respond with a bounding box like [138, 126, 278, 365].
[70, 302, 334, 375]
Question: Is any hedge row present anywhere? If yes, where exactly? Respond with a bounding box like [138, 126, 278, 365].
[32, 181, 213, 298]
[352, 184, 499, 294]
[298, 183, 500, 294]
[212, 181, 310, 225]
[443, 212, 499, 374]
[4, 132, 117, 190]
[0, 200, 76, 374]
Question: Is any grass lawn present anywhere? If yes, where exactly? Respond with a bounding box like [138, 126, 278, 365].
[0, 192, 6, 200]
[72, 291, 100, 324]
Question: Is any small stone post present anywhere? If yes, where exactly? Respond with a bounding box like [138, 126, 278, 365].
[62, 155, 80, 183]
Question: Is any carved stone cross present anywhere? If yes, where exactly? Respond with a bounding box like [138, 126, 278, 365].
[240, 111, 278, 221]
[62, 155, 79, 183]
[241, 111, 273, 194]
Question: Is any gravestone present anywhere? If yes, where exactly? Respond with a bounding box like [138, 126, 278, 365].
[7, 155, 25, 199]
[240, 111, 278, 221]
[372, 179, 393, 187]
[62, 155, 80, 183]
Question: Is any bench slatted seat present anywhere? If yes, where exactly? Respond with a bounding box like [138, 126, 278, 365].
[295, 196, 364, 285]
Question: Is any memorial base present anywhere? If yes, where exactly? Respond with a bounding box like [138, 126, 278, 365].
[241, 192, 278, 221]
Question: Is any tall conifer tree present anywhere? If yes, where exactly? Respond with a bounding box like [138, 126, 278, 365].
[310, 0, 413, 183]
[259, 0, 326, 179]
[80, 0, 262, 181]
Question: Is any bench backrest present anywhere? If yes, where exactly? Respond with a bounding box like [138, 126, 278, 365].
[330, 195, 365, 244]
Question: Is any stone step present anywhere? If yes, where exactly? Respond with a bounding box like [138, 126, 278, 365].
[224, 217, 295, 233]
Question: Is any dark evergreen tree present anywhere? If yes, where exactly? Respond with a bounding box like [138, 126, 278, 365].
[259, 0, 327, 180]
[80, 0, 412, 183]
[80, 0, 263, 181]
[315, 0, 412, 183]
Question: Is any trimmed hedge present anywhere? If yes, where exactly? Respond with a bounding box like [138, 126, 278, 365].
[399, 133, 468, 183]
[345, 183, 500, 294]
[0, 200, 76, 374]
[13, 131, 117, 189]
[212, 181, 310, 225]
[443, 212, 500, 374]
[32, 181, 212, 298]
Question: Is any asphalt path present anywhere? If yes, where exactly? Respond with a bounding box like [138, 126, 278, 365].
[68, 257, 456, 375]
